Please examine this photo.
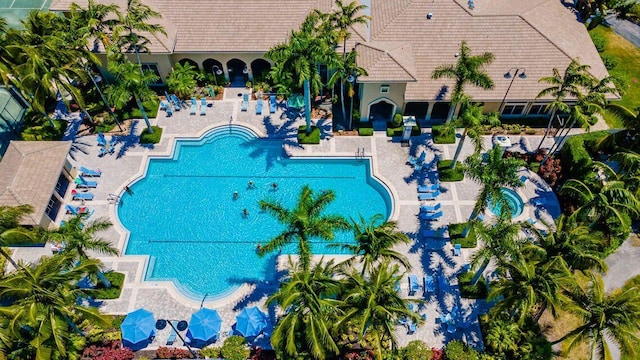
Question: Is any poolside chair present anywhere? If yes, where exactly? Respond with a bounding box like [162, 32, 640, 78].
[75, 176, 98, 188]
[160, 100, 169, 111]
[65, 204, 90, 215]
[420, 203, 441, 213]
[419, 210, 443, 221]
[269, 95, 277, 113]
[71, 190, 94, 201]
[166, 326, 177, 345]
[408, 322, 417, 334]
[200, 98, 207, 115]
[408, 275, 419, 296]
[79, 166, 101, 177]
[166, 107, 173, 117]
[454, 243, 462, 256]
[241, 93, 249, 112]
[519, 175, 528, 184]
[418, 191, 440, 200]
[171, 94, 182, 111]
[256, 98, 263, 114]
[190, 97, 197, 115]
[418, 184, 439, 193]
[98, 147, 107, 157]
[424, 276, 435, 294]
[97, 132, 106, 146]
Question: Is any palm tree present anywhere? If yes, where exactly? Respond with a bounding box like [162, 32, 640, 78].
[0, 255, 109, 359]
[535, 59, 594, 150]
[266, 14, 338, 134]
[258, 185, 349, 271]
[268, 258, 342, 360]
[552, 273, 640, 360]
[167, 62, 203, 99]
[431, 41, 494, 121]
[337, 214, 411, 274]
[337, 260, 421, 359]
[0, 205, 36, 271]
[69, 0, 119, 52]
[463, 146, 526, 220]
[446, 100, 500, 169]
[489, 255, 573, 324]
[106, 59, 159, 133]
[329, 0, 369, 60]
[606, 104, 640, 133]
[113, 0, 166, 69]
[327, 50, 367, 130]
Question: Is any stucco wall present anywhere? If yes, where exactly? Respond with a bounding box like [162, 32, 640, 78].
[171, 53, 272, 81]
[358, 82, 407, 122]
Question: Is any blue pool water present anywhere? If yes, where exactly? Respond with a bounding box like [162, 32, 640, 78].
[118, 126, 392, 298]
[488, 188, 524, 218]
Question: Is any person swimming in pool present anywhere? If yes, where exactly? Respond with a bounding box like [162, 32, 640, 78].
[271, 182, 278, 190]
[233, 191, 239, 200]
[247, 180, 255, 189]
[242, 208, 249, 218]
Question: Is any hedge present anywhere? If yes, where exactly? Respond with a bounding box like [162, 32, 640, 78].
[432, 124, 455, 144]
[437, 160, 464, 182]
[457, 271, 488, 299]
[386, 124, 420, 137]
[359, 127, 374, 136]
[88, 271, 125, 299]
[140, 126, 163, 144]
[448, 222, 477, 248]
[298, 126, 321, 144]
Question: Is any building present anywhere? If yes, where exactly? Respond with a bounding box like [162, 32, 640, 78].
[50, 0, 608, 123]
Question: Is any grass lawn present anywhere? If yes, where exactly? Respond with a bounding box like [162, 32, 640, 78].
[437, 160, 465, 182]
[87, 271, 125, 299]
[590, 26, 640, 128]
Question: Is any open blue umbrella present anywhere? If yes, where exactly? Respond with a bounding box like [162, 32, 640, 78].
[121, 308, 156, 346]
[187, 308, 222, 347]
[235, 307, 267, 337]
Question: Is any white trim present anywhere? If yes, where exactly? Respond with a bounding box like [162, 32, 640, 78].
[368, 97, 397, 121]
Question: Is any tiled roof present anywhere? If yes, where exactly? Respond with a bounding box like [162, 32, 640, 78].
[356, 42, 417, 82]
[367, 0, 609, 101]
[0, 141, 72, 226]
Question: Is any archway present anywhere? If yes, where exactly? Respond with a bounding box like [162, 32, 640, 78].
[250, 59, 271, 82]
[227, 58, 248, 87]
[368, 98, 396, 122]
[177, 58, 200, 71]
[203, 58, 224, 85]
[430, 102, 451, 120]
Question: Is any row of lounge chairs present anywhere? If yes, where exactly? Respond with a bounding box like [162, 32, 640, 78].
[241, 95, 279, 115]
[189, 97, 208, 116]
[71, 166, 102, 201]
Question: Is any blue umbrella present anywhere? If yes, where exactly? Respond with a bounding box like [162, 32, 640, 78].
[187, 308, 222, 345]
[235, 307, 267, 337]
[121, 308, 156, 345]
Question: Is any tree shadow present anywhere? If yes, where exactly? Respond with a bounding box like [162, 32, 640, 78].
[115, 120, 145, 158]
[238, 116, 303, 172]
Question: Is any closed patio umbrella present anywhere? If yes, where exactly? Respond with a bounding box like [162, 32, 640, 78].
[121, 308, 155, 349]
[234, 307, 267, 338]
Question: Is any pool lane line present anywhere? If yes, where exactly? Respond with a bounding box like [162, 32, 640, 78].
[161, 174, 356, 179]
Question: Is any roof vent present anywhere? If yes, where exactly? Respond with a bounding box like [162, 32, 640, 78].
[427, 13, 433, 19]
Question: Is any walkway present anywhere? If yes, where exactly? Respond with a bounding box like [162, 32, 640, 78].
[605, 14, 640, 48]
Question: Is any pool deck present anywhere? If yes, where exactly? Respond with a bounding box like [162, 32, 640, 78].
[11, 91, 563, 351]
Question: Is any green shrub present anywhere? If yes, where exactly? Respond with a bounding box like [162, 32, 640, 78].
[529, 161, 541, 173]
[121, 99, 160, 120]
[590, 31, 607, 52]
[457, 271, 488, 299]
[448, 222, 477, 247]
[21, 120, 66, 141]
[401, 340, 433, 360]
[432, 124, 455, 144]
[559, 136, 592, 179]
[386, 124, 420, 137]
[437, 160, 464, 182]
[220, 336, 250, 360]
[359, 127, 374, 136]
[298, 125, 321, 144]
[200, 346, 221, 358]
[167, 62, 202, 99]
[392, 113, 403, 127]
[88, 271, 125, 299]
[140, 126, 163, 144]
[601, 54, 618, 70]
[445, 340, 479, 360]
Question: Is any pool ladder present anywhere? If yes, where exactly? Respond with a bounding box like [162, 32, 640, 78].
[107, 193, 120, 205]
[355, 147, 365, 160]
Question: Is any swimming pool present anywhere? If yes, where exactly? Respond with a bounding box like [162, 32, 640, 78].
[488, 188, 524, 218]
[118, 126, 393, 299]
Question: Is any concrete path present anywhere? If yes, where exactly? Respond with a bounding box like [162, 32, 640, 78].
[605, 14, 640, 48]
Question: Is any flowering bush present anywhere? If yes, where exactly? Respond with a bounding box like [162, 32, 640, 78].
[82, 341, 134, 360]
[155, 346, 194, 359]
[538, 157, 562, 188]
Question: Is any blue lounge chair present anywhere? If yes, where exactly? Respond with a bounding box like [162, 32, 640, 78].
[75, 176, 97, 188]
[424, 276, 435, 294]
[418, 191, 440, 200]
[420, 203, 441, 213]
[408, 275, 419, 296]
[72, 191, 94, 201]
[256, 98, 263, 114]
[241, 93, 249, 112]
[190, 97, 197, 115]
[418, 184, 439, 193]
[422, 229, 444, 238]
[79, 166, 101, 177]
[166, 326, 177, 345]
[200, 98, 207, 115]
[160, 100, 169, 111]
[65, 204, 89, 215]
[97, 132, 106, 146]
[454, 243, 462, 256]
[166, 107, 173, 117]
[419, 210, 443, 221]
[519, 175, 528, 184]
[98, 147, 107, 157]
[270, 95, 277, 113]
[171, 94, 181, 111]
[408, 322, 417, 334]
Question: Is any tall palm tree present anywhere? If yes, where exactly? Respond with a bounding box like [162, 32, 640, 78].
[258, 185, 349, 271]
[446, 100, 500, 169]
[431, 41, 494, 121]
[327, 50, 367, 130]
[337, 260, 421, 359]
[463, 146, 526, 220]
[329, 0, 369, 60]
[0, 205, 36, 271]
[113, 0, 166, 69]
[0, 255, 109, 359]
[336, 214, 411, 274]
[266, 14, 338, 134]
[489, 255, 573, 324]
[106, 59, 159, 133]
[535, 59, 594, 150]
[552, 273, 640, 360]
[268, 258, 342, 360]
[69, 0, 119, 52]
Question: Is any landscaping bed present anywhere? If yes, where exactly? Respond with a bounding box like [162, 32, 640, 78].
[437, 160, 464, 182]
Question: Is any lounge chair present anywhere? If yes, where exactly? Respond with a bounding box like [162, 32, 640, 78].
[419, 210, 443, 221]
[97, 132, 106, 146]
[166, 107, 173, 117]
[98, 147, 107, 157]
[454, 243, 461, 256]
[241, 93, 249, 112]
[200, 98, 207, 115]
[75, 176, 97, 188]
[420, 203, 441, 213]
[519, 175, 528, 184]
[171, 94, 181, 111]
[418, 184, 439, 193]
[408, 275, 419, 296]
[422, 229, 444, 238]
[65, 204, 90, 215]
[256, 98, 263, 114]
[71, 190, 94, 201]
[160, 100, 169, 111]
[79, 166, 101, 177]
[424, 276, 435, 294]
[418, 191, 440, 200]
[408, 322, 417, 334]
[190, 97, 197, 115]
[270, 95, 277, 113]
[166, 327, 177, 345]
